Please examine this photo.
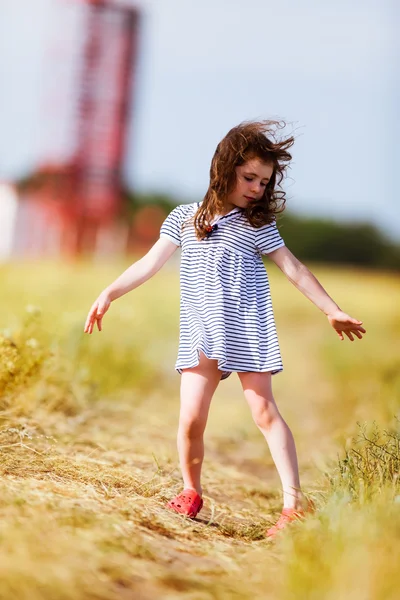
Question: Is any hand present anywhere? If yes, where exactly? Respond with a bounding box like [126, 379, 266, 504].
[84, 292, 112, 334]
[327, 310, 366, 341]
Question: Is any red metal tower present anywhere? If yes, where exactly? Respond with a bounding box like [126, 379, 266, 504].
[15, 0, 140, 257]
[72, 0, 139, 223]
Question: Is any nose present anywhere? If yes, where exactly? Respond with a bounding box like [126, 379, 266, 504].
[250, 181, 262, 195]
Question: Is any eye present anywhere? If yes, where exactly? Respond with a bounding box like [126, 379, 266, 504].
[244, 176, 253, 182]
[260, 182, 267, 187]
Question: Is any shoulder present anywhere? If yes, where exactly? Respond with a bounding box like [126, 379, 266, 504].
[160, 203, 198, 246]
[181, 201, 199, 217]
[240, 216, 280, 235]
[253, 218, 284, 236]
[253, 216, 278, 230]
[168, 202, 198, 220]
[254, 218, 285, 254]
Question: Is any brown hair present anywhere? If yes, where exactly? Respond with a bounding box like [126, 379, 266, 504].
[189, 120, 294, 240]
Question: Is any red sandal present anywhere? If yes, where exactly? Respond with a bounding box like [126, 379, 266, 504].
[166, 489, 203, 518]
[266, 500, 315, 539]
[266, 508, 305, 538]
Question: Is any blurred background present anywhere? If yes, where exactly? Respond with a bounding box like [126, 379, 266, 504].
[0, 0, 398, 267]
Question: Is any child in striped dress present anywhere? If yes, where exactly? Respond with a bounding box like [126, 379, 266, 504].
[84, 121, 366, 538]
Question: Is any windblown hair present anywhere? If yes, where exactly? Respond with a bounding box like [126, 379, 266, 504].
[189, 120, 294, 240]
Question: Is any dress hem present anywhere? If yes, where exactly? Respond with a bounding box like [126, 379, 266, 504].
[175, 347, 283, 380]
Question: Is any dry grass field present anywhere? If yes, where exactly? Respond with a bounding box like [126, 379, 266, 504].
[0, 259, 399, 600]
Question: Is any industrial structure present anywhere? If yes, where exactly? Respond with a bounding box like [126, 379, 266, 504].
[1, 0, 140, 259]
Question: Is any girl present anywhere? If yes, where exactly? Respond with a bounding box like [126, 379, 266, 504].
[84, 121, 366, 538]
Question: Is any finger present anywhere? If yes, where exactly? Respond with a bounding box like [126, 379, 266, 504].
[85, 313, 96, 332]
[96, 309, 105, 329]
[348, 323, 366, 331]
[353, 330, 363, 340]
[351, 318, 363, 324]
[84, 316, 93, 333]
[85, 304, 98, 331]
[90, 314, 97, 334]
[84, 315, 92, 332]
[336, 330, 344, 341]
[345, 331, 354, 341]
[348, 326, 366, 335]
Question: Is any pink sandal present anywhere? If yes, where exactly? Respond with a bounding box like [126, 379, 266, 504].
[166, 489, 203, 518]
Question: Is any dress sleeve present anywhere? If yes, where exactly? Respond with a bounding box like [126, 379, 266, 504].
[255, 220, 285, 255]
[160, 205, 184, 247]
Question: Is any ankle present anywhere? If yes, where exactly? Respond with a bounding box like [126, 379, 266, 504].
[182, 484, 202, 497]
[283, 490, 305, 510]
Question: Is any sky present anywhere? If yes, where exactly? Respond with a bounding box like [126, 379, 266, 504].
[0, 0, 399, 240]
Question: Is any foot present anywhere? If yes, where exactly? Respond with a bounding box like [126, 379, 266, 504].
[166, 489, 203, 518]
[266, 500, 315, 539]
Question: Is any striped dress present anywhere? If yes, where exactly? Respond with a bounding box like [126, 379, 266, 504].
[160, 202, 285, 380]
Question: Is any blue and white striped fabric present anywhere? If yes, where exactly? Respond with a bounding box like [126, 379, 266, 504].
[160, 202, 285, 380]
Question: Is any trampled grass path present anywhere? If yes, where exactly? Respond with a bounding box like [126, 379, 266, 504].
[0, 261, 399, 599]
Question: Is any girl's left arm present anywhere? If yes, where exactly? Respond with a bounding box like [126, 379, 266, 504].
[267, 246, 366, 341]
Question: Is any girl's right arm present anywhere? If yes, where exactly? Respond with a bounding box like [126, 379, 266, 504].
[84, 237, 179, 334]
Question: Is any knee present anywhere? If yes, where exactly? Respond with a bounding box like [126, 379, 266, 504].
[179, 416, 206, 439]
[251, 403, 278, 430]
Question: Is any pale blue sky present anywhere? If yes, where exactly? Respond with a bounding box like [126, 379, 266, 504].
[0, 0, 398, 239]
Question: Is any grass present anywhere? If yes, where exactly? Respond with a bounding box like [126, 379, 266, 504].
[0, 259, 399, 599]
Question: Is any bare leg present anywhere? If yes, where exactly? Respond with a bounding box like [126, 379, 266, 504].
[177, 351, 221, 495]
[238, 371, 304, 510]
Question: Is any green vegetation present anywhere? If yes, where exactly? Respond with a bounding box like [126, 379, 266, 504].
[279, 213, 400, 271]
[0, 261, 399, 599]
[125, 191, 400, 270]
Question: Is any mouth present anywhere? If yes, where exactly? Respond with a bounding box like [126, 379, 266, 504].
[244, 196, 256, 201]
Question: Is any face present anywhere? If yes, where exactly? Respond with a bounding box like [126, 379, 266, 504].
[223, 158, 274, 214]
